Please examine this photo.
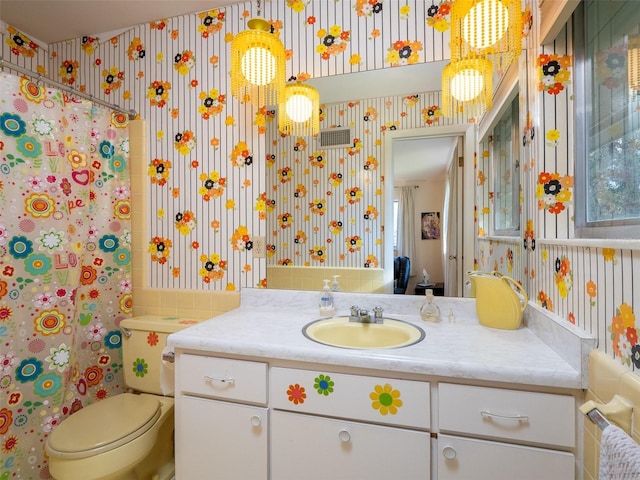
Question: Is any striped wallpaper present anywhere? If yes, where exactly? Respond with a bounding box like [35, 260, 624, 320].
[265, 90, 450, 268]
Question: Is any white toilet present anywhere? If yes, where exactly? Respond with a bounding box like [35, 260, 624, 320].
[45, 315, 201, 480]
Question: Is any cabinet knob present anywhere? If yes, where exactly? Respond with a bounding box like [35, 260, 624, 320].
[442, 446, 457, 460]
[338, 429, 351, 443]
[250, 415, 262, 427]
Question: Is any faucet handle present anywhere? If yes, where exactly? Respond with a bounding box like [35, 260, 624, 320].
[373, 306, 384, 319]
[350, 305, 360, 316]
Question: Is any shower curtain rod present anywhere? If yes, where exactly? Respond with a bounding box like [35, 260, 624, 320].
[0, 58, 137, 119]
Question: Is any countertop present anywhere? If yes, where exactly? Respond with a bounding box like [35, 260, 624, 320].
[168, 289, 595, 390]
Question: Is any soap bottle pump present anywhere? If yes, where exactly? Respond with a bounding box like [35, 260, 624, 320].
[319, 279, 335, 317]
[420, 289, 441, 322]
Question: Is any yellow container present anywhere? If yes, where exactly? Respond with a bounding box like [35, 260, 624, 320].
[470, 273, 528, 330]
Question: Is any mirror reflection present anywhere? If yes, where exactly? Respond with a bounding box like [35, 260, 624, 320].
[265, 61, 467, 296]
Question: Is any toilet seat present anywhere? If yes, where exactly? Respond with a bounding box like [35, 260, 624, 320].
[46, 393, 161, 460]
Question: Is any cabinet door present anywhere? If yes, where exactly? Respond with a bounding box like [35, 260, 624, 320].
[176, 395, 268, 480]
[437, 434, 574, 480]
[271, 410, 430, 480]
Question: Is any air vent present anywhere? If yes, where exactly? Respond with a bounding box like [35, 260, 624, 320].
[318, 127, 353, 148]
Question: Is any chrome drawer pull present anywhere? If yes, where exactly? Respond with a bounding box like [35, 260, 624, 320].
[204, 375, 236, 384]
[480, 410, 529, 422]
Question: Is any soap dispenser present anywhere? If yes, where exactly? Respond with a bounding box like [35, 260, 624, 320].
[331, 275, 341, 292]
[420, 289, 440, 322]
[319, 279, 335, 317]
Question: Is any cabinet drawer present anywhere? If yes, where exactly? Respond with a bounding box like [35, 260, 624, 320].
[271, 367, 430, 429]
[272, 410, 430, 480]
[439, 383, 575, 448]
[178, 354, 267, 404]
[438, 434, 574, 480]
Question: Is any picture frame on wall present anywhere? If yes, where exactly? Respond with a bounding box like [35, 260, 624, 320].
[421, 212, 441, 240]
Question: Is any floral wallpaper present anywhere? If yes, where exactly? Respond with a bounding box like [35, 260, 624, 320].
[265, 91, 449, 268]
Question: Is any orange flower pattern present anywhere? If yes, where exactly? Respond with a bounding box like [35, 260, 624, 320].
[537, 53, 572, 95]
[609, 303, 638, 368]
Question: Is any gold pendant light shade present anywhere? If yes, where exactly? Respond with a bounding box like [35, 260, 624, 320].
[442, 56, 493, 119]
[231, 17, 285, 106]
[278, 82, 320, 137]
[450, 0, 522, 72]
[442, 0, 521, 119]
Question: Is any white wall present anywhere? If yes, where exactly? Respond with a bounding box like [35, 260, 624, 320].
[394, 178, 446, 295]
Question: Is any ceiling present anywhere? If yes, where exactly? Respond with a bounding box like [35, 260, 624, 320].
[0, 0, 454, 181]
[0, 0, 232, 44]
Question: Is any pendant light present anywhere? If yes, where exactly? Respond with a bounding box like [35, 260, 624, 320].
[442, 55, 493, 119]
[230, 0, 285, 106]
[278, 82, 320, 137]
[450, 0, 522, 72]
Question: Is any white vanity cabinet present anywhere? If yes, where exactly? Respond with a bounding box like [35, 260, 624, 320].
[173, 357, 578, 480]
[437, 383, 575, 480]
[174, 354, 269, 480]
[269, 367, 431, 480]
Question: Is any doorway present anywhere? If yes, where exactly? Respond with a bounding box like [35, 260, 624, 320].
[383, 125, 476, 297]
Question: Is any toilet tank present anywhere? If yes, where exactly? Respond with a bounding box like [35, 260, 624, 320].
[120, 315, 203, 395]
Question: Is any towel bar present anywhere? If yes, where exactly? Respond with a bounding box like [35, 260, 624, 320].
[580, 394, 633, 434]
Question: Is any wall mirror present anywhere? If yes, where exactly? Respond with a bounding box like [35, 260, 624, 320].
[264, 61, 474, 296]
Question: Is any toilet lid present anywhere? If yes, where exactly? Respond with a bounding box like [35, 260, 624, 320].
[47, 393, 161, 456]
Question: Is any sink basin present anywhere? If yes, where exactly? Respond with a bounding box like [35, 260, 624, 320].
[302, 316, 425, 349]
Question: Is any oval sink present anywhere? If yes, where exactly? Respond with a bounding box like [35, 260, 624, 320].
[302, 317, 425, 349]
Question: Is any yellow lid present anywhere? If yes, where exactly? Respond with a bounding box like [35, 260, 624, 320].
[120, 315, 203, 334]
[47, 393, 160, 457]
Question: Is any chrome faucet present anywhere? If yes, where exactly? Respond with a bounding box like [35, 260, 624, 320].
[349, 305, 384, 324]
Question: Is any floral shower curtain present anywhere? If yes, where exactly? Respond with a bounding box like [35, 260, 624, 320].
[0, 72, 131, 479]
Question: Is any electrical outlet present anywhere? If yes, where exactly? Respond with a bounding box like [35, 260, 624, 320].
[253, 235, 266, 258]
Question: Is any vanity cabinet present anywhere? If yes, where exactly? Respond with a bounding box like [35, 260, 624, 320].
[437, 383, 575, 479]
[270, 367, 431, 480]
[174, 356, 578, 480]
[174, 354, 269, 480]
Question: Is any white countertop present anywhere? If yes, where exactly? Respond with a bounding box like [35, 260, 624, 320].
[168, 289, 595, 390]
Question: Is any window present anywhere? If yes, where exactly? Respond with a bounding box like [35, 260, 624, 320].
[575, 1, 640, 238]
[492, 95, 520, 236]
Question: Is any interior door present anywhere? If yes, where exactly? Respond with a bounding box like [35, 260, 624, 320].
[442, 142, 460, 297]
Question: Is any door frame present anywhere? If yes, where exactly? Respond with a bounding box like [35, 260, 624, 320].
[383, 124, 476, 296]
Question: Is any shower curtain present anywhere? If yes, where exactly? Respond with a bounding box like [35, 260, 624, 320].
[0, 72, 131, 479]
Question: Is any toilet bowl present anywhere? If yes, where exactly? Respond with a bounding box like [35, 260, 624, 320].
[46, 394, 174, 480]
[45, 315, 201, 480]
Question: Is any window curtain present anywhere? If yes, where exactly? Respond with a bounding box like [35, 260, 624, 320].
[0, 72, 131, 478]
[396, 186, 416, 276]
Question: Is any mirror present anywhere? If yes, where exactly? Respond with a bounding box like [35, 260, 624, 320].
[265, 61, 473, 295]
